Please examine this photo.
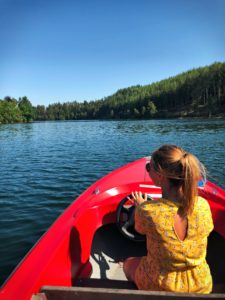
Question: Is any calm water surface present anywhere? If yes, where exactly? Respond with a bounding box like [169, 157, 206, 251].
[0, 119, 225, 285]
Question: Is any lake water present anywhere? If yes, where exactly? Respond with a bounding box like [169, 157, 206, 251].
[0, 119, 225, 285]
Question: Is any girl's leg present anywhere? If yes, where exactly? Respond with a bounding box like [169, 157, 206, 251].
[123, 257, 142, 281]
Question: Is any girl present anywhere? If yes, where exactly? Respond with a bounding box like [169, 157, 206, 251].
[123, 144, 213, 293]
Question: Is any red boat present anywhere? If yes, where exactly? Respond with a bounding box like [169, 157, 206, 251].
[1, 157, 225, 300]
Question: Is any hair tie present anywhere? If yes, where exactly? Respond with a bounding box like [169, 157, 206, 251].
[180, 152, 188, 160]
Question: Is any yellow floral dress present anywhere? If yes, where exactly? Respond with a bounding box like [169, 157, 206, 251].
[134, 197, 214, 293]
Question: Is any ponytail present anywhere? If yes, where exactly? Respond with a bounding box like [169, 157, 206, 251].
[181, 153, 205, 215]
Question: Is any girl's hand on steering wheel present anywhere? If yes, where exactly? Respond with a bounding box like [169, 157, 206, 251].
[131, 191, 147, 205]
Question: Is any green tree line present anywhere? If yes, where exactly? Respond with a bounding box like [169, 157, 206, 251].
[1, 62, 225, 124]
[0, 96, 34, 123]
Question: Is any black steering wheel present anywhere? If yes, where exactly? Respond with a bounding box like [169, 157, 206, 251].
[116, 194, 153, 242]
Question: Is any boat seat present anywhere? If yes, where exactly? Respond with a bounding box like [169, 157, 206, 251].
[32, 285, 225, 300]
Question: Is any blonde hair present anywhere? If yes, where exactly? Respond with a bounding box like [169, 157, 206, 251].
[151, 144, 206, 215]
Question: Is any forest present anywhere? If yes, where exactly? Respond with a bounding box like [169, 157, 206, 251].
[0, 62, 225, 124]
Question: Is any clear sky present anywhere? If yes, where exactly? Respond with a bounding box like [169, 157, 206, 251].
[0, 0, 225, 106]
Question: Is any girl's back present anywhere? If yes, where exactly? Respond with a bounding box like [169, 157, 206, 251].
[134, 196, 213, 293]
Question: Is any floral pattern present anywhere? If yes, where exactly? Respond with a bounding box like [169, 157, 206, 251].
[134, 197, 213, 293]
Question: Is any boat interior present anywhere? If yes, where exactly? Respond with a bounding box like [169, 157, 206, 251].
[75, 223, 225, 293]
[39, 224, 225, 300]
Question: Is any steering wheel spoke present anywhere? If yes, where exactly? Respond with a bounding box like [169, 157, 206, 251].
[121, 205, 131, 215]
[122, 220, 131, 230]
[116, 194, 152, 242]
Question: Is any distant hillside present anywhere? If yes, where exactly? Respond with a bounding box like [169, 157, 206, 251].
[93, 61, 225, 119]
[1, 62, 225, 123]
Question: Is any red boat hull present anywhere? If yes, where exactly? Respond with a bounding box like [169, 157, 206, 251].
[1, 157, 225, 300]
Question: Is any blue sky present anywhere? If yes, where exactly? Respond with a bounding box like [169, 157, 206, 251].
[0, 0, 225, 106]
